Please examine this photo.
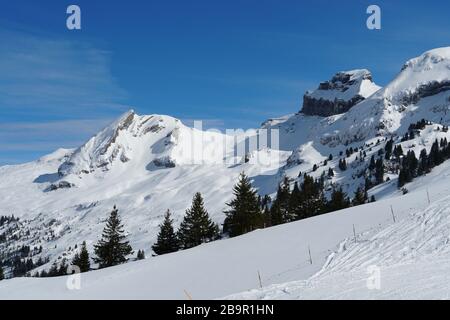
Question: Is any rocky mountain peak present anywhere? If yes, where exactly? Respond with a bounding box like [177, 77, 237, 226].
[301, 69, 380, 117]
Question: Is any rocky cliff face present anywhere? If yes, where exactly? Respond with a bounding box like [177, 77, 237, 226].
[301, 70, 380, 117]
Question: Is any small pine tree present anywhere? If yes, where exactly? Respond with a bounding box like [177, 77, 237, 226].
[152, 210, 180, 255]
[289, 175, 326, 220]
[262, 205, 271, 228]
[136, 250, 145, 260]
[223, 173, 263, 237]
[339, 159, 347, 171]
[58, 258, 68, 276]
[93, 206, 133, 269]
[352, 187, 368, 206]
[72, 241, 90, 272]
[178, 193, 220, 249]
[368, 155, 376, 171]
[0, 266, 4, 281]
[418, 148, 429, 175]
[327, 188, 350, 212]
[288, 181, 302, 220]
[394, 145, 404, 159]
[328, 167, 334, 178]
[48, 263, 58, 277]
[375, 158, 385, 185]
[270, 177, 292, 224]
[385, 138, 394, 160]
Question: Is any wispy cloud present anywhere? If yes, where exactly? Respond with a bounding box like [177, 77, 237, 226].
[0, 118, 113, 152]
[0, 29, 129, 118]
[0, 28, 130, 164]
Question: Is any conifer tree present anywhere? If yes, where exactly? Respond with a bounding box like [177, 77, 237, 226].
[152, 210, 180, 255]
[289, 175, 326, 220]
[398, 168, 408, 188]
[288, 181, 302, 220]
[375, 158, 385, 184]
[418, 148, 429, 176]
[352, 187, 368, 206]
[136, 250, 145, 260]
[0, 266, 4, 281]
[385, 138, 394, 160]
[394, 145, 404, 159]
[270, 177, 292, 224]
[48, 262, 58, 277]
[339, 158, 347, 171]
[93, 206, 133, 269]
[269, 202, 282, 226]
[223, 173, 263, 237]
[262, 204, 272, 228]
[328, 167, 335, 178]
[58, 258, 68, 276]
[429, 139, 442, 167]
[178, 193, 220, 249]
[72, 241, 90, 272]
[327, 188, 350, 212]
[398, 150, 419, 188]
[368, 155, 376, 171]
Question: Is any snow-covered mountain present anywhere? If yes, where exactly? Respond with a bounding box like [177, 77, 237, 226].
[2, 47, 450, 299]
[302, 69, 380, 117]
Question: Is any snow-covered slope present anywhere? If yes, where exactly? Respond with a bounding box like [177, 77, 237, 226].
[1, 158, 450, 299]
[227, 162, 450, 300]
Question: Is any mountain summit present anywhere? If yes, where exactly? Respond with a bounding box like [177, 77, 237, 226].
[301, 69, 380, 117]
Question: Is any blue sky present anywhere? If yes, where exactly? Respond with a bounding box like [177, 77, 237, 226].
[1, 0, 450, 164]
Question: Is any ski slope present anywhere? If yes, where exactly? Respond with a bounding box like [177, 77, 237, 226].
[227, 162, 450, 300]
[1, 160, 449, 299]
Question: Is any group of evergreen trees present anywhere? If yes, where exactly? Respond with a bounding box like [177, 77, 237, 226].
[338, 159, 348, 171]
[367, 155, 385, 185]
[152, 193, 220, 255]
[270, 176, 327, 225]
[153, 171, 372, 249]
[398, 138, 450, 188]
[223, 173, 369, 237]
[0, 215, 18, 227]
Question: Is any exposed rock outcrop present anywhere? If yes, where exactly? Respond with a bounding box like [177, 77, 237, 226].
[301, 70, 380, 117]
